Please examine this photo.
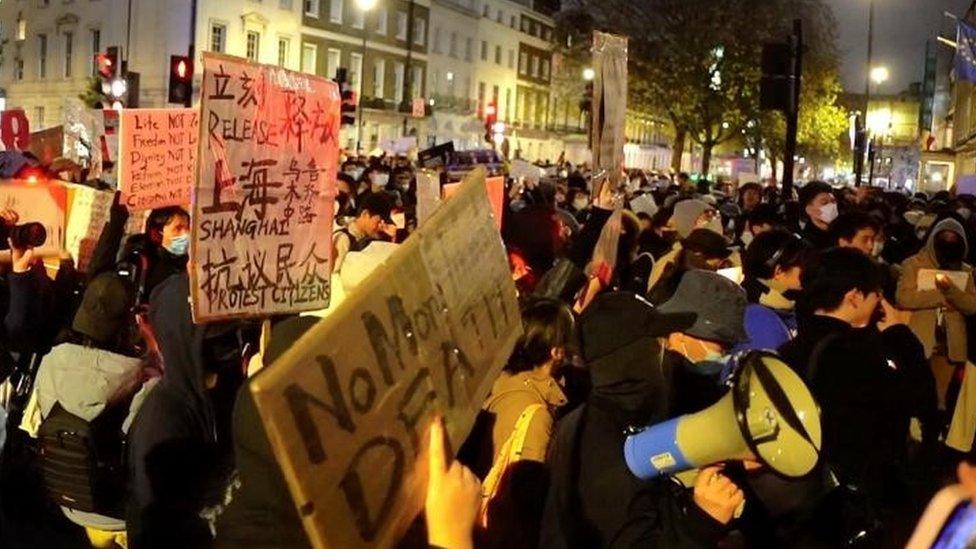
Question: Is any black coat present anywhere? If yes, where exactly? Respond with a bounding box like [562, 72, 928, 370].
[126, 275, 223, 549]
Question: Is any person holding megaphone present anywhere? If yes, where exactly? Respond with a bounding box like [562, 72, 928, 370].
[539, 292, 749, 548]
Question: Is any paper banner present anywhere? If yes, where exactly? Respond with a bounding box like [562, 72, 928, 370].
[250, 167, 520, 549]
[190, 53, 340, 323]
[590, 32, 629, 193]
[415, 170, 441, 228]
[119, 108, 199, 210]
[442, 176, 504, 230]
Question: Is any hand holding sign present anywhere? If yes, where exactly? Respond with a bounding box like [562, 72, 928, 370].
[425, 416, 480, 549]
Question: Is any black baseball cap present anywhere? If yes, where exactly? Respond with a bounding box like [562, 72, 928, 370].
[682, 228, 733, 259]
[579, 292, 697, 362]
[657, 270, 748, 345]
[361, 192, 394, 224]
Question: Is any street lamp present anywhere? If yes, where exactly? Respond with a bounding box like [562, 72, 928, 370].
[582, 67, 595, 81]
[355, 0, 379, 153]
[870, 66, 889, 85]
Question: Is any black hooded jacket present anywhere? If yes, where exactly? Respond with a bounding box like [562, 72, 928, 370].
[539, 336, 725, 548]
[126, 274, 222, 549]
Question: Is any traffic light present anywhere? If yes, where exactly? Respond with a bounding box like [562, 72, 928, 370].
[335, 68, 357, 126]
[484, 102, 497, 143]
[168, 55, 193, 106]
[580, 81, 594, 115]
[760, 43, 794, 112]
[97, 46, 119, 79]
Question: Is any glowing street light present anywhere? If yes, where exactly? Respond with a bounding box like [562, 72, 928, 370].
[582, 67, 595, 81]
[354, 0, 379, 153]
[870, 66, 889, 85]
[355, 0, 379, 9]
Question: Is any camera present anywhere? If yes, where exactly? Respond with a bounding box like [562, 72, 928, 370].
[8, 223, 47, 249]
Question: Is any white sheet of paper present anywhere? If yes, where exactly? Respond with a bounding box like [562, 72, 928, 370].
[917, 269, 970, 291]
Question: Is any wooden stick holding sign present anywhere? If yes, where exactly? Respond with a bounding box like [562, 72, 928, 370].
[250, 167, 521, 549]
[190, 53, 341, 323]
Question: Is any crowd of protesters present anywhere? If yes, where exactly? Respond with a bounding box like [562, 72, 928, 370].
[1, 148, 976, 549]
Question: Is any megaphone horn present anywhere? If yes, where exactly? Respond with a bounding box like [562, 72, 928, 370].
[624, 351, 821, 480]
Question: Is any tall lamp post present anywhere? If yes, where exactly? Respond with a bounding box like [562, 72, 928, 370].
[855, 0, 875, 186]
[866, 65, 888, 186]
[356, 0, 379, 154]
[582, 67, 595, 146]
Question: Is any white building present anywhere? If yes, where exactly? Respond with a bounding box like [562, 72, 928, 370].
[0, 0, 302, 127]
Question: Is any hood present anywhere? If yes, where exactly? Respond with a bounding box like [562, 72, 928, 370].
[35, 343, 142, 422]
[925, 217, 969, 267]
[148, 274, 213, 430]
[588, 336, 670, 428]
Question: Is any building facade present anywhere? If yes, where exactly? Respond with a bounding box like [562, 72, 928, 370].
[0, 0, 303, 127]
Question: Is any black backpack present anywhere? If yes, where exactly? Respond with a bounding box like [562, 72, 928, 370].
[37, 400, 131, 517]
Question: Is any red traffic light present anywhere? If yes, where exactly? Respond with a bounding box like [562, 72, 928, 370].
[170, 55, 193, 83]
[176, 59, 188, 80]
[485, 104, 497, 117]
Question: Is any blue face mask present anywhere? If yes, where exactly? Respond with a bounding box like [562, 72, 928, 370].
[165, 234, 190, 257]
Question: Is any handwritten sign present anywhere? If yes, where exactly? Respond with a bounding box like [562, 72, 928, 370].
[28, 126, 65, 165]
[64, 184, 113, 272]
[1, 110, 30, 151]
[119, 108, 199, 210]
[250, 168, 520, 549]
[0, 182, 67, 254]
[190, 53, 341, 323]
[415, 170, 441, 228]
[441, 176, 504, 230]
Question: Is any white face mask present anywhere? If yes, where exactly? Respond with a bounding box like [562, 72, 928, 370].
[818, 202, 839, 224]
[959, 208, 973, 221]
[370, 173, 389, 191]
[872, 240, 884, 258]
[572, 198, 589, 210]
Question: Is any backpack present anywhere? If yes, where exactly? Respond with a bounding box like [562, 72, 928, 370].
[37, 400, 131, 517]
[479, 403, 544, 527]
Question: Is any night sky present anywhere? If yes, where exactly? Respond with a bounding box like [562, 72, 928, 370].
[828, 0, 971, 93]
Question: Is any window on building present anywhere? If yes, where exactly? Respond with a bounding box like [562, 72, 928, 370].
[394, 62, 404, 103]
[492, 84, 499, 108]
[508, 49, 514, 69]
[396, 11, 407, 40]
[327, 48, 341, 80]
[433, 27, 441, 53]
[521, 18, 529, 33]
[477, 81, 486, 116]
[304, 0, 319, 18]
[246, 31, 260, 62]
[445, 70, 454, 95]
[413, 65, 424, 98]
[480, 40, 487, 61]
[63, 32, 73, 78]
[530, 55, 538, 78]
[373, 59, 385, 98]
[414, 19, 426, 46]
[496, 9, 503, 23]
[449, 32, 457, 58]
[280, 0, 294, 9]
[543, 27, 552, 41]
[518, 51, 527, 74]
[510, 15, 516, 28]
[37, 34, 47, 79]
[329, 0, 343, 23]
[482, 3, 489, 17]
[89, 29, 100, 77]
[34, 107, 44, 129]
[464, 37, 472, 61]
[350, 52, 363, 91]
[278, 37, 290, 67]
[352, 7, 364, 29]
[505, 87, 511, 120]
[495, 45, 501, 65]
[377, 8, 388, 35]
[16, 17, 26, 41]
[210, 23, 226, 53]
[302, 43, 318, 75]
[541, 58, 549, 80]
[15, 58, 23, 81]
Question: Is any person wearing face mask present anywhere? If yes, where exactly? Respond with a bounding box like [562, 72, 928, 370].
[737, 203, 780, 250]
[898, 216, 976, 452]
[368, 168, 391, 195]
[656, 270, 749, 415]
[142, 207, 191, 302]
[797, 181, 838, 250]
[331, 193, 393, 274]
[735, 230, 810, 353]
[646, 229, 733, 306]
[539, 292, 744, 549]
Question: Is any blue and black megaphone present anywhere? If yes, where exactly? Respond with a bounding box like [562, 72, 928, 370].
[625, 351, 822, 480]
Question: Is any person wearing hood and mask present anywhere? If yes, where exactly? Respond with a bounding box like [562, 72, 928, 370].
[539, 292, 744, 549]
[797, 181, 837, 250]
[897, 215, 976, 452]
[735, 230, 810, 354]
[142, 207, 191, 301]
[126, 274, 227, 549]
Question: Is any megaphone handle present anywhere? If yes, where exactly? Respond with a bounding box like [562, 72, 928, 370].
[751, 358, 817, 448]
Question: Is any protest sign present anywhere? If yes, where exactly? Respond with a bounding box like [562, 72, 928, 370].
[63, 99, 105, 179]
[250, 168, 521, 549]
[190, 53, 341, 323]
[917, 269, 971, 291]
[590, 32, 628, 192]
[28, 126, 65, 165]
[119, 108, 199, 210]
[0, 110, 30, 151]
[415, 170, 441, 228]
[441, 175, 504, 230]
[418, 142, 454, 170]
[509, 159, 544, 183]
[0, 182, 67, 254]
[378, 136, 417, 156]
[64, 184, 113, 272]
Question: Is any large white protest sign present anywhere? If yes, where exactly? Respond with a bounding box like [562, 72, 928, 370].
[190, 53, 341, 323]
[64, 184, 113, 272]
[119, 108, 199, 210]
[251, 168, 521, 549]
[590, 32, 628, 193]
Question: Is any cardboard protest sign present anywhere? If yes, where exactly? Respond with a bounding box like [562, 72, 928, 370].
[64, 184, 113, 272]
[0, 182, 67, 254]
[119, 108, 199, 210]
[250, 167, 520, 549]
[917, 269, 971, 291]
[378, 136, 417, 156]
[590, 32, 628, 192]
[28, 126, 65, 165]
[415, 170, 441, 228]
[190, 53, 341, 323]
[63, 99, 104, 178]
[441, 175, 504, 230]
